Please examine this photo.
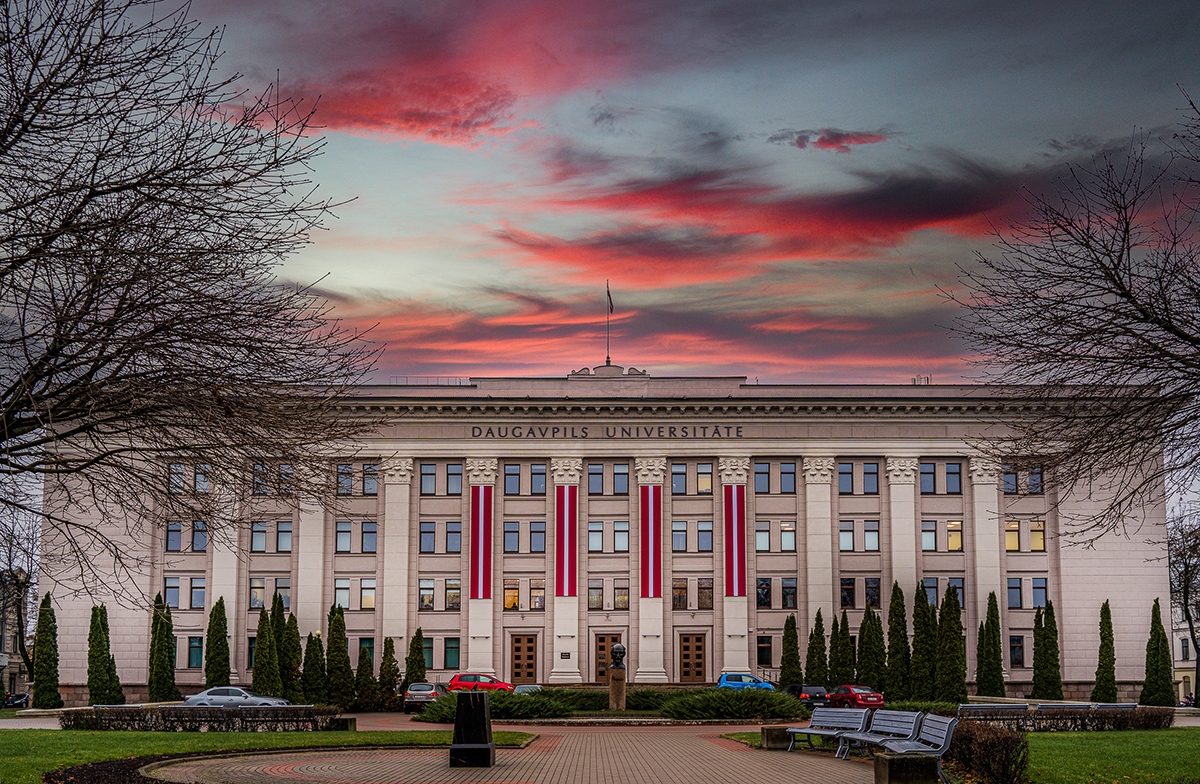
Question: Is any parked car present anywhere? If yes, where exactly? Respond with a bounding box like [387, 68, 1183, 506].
[182, 687, 290, 707]
[827, 685, 884, 708]
[402, 682, 448, 713]
[717, 673, 775, 690]
[4, 692, 29, 708]
[780, 684, 831, 709]
[446, 673, 515, 692]
[513, 684, 543, 694]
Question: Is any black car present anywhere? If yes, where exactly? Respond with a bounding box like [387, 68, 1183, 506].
[781, 684, 831, 709]
[4, 692, 29, 708]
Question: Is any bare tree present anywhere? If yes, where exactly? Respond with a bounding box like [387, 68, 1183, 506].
[953, 100, 1200, 542]
[0, 503, 38, 676]
[1169, 512, 1200, 702]
[1, 0, 380, 596]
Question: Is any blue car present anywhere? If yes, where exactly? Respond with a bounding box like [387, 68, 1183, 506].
[717, 673, 775, 690]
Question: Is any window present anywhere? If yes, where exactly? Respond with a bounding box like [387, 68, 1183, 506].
[249, 520, 267, 552]
[1184, 638, 1191, 661]
[588, 579, 603, 610]
[190, 522, 207, 553]
[249, 577, 266, 609]
[863, 463, 879, 494]
[248, 637, 256, 668]
[672, 521, 687, 552]
[864, 520, 879, 552]
[756, 520, 770, 552]
[840, 521, 854, 552]
[756, 577, 772, 609]
[337, 464, 353, 495]
[698, 577, 714, 610]
[674, 578, 689, 610]
[948, 577, 964, 608]
[445, 637, 460, 669]
[781, 520, 796, 552]
[419, 579, 434, 611]
[865, 577, 881, 608]
[1003, 465, 1018, 494]
[755, 463, 770, 494]
[923, 577, 938, 606]
[588, 464, 604, 494]
[360, 637, 374, 665]
[190, 578, 205, 609]
[447, 464, 463, 495]
[164, 577, 180, 608]
[671, 463, 687, 494]
[420, 521, 435, 553]
[166, 522, 182, 552]
[698, 521, 713, 552]
[276, 521, 292, 552]
[335, 520, 351, 553]
[334, 578, 350, 609]
[422, 638, 433, 669]
[531, 463, 546, 495]
[193, 464, 209, 493]
[757, 635, 773, 667]
[1008, 578, 1022, 609]
[279, 464, 294, 495]
[697, 463, 713, 494]
[169, 463, 189, 493]
[589, 521, 604, 553]
[840, 577, 855, 609]
[504, 521, 520, 553]
[1006, 520, 1020, 552]
[613, 464, 629, 495]
[614, 579, 629, 610]
[838, 463, 853, 494]
[445, 579, 461, 611]
[1010, 635, 1025, 667]
[446, 522, 461, 553]
[922, 520, 936, 551]
[781, 462, 796, 493]
[531, 521, 546, 553]
[504, 464, 520, 495]
[530, 578, 545, 610]
[920, 462, 936, 494]
[188, 636, 203, 668]
[361, 578, 376, 610]
[362, 464, 378, 495]
[276, 578, 290, 609]
[947, 520, 963, 552]
[1030, 520, 1045, 552]
[1028, 467, 1043, 494]
[613, 521, 629, 553]
[252, 463, 270, 495]
[782, 577, 797, 609]
[504, 579, 519, 611]
[420, 464, 436, 495]
[1032, 577, 1047, 608]
[946, 463, 962, 494]
[358, 521, 376, 553]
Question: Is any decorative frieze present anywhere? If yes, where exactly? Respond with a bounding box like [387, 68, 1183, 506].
[718, 456, 751, 484]
[969, 457, 1001, 485]
[886, 458, 919, 484]
[635, 457, 667, 485]
[381, 457, 414, 485]
[550, 457, 583, 485]
[803, 457, 836, 484]
[466, 458, 498, 485]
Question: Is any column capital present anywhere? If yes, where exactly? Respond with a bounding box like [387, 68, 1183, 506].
[803, 457, 836, 484]
[380, 457, 414, 484]
[969, 457, 1001, 485]
[550, 457, 583, 485]
[886, 457, 920, 484]
[466, 458, 498, 485]
[718, 456, 751, 484]
[635, 457, 667, 485]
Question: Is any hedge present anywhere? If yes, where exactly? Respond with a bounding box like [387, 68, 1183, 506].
[1028, 706, 1174, 732]
[59, 705, 342, 732]
[658, 688, 807, 721]
[413, 690, 573, 723]
[947, 720, 1030, 784]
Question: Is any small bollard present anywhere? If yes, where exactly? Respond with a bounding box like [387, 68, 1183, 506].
[449, 691, 495, 768]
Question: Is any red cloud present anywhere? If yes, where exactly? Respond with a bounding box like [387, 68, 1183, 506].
[769, 128, 895, 153]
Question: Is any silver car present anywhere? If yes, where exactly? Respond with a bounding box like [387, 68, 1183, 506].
[182, 687, 290, 707]
[403, 682, 449, 713]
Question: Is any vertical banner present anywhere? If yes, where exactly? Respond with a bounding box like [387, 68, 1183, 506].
[639, 483, 662, 598]
[554, 483, 577, 596]
[469, 484, 492, 599]
[724, 483, 746, 597]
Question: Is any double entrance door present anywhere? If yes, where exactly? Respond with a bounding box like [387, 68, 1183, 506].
[679, 634, 706, 682]
[510, 635, 538, 684]
[594, 633, 622, 683]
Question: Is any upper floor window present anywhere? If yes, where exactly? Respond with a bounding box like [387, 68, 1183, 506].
[531, 464, 546, 495]
[447, 464, 463, 495]
[504, 521, 520, 553]
[336, 464, 353, 495]
[169, 463, 189, 493]
[164, 577, 180, 608]
[191, 522, 207, 552]
[420, 464, 436, 495]
[698, 520, 713, 552]
[504, 464, 520, 495]
[757, 577, 772, 609]
[531, 521, 546, 553]
[781, 520, 796, 552]
[840, 577, 855, 608]
[276, 521, 292, 553]
[756, 520, 770, 552]
[865, 577, 881, 608]
[671, 464, 687, 494]
[588, 579, 603, 610]
[923, 577, 938, 607]
[530, 579, 546, 610]
[1003, 465, 1019, 494]
[419, 521, 435, 553]
[673, 578, 688, 610]
[278, 464, 293, 495]
[614, 579, 629, 610]
[672, 521, 687, 552]
[948, 577, 965, 608]
[780, 463, 796, 494]
[863, 463, 879, 494]
[362, 464, 378, 496]
[613, 521, 628, 553]
[1028, 467, 1044, 494]
[249, 577, 266, 609]
[1006, 520, 1020, 551]
[361, 579, 376, 610]
[250, 520, 267, 552]
[782, 577, 797, 609]
[1032, 577, 1047, 608]
[947, 520, 963, 552]
[864, 520, 879, 552]
[446, 521, 461, 553]
[697, 463, 713, 494]
[754, 463, 769, 494]
[276, 578, 290, 609]
[335, 520, 351, 553]
[362, 521, 377, 553]
[190, 577, 205, 610]
[588, 464, 604, 494]
[334, 578, 350, 609]
[613, 464, 629, 495]
[946, 463, 962, 494]
[1007, 577, 1022, 608]
[504, 579, 519, 611]
[166, 521, 182, 552]
[445, 579, 461, 611]
[698, 578, 714, 610]
[252, 463, 271, 495]
[1030, 520, 1046, 552]
[920, 463, 936, 494]
[921, 520, 936, 551]
[419, 579, 434, 610]
[194, 464, 210, 493]
[839, 520, 854, 552]
[838, 463, 853, 494]
[589, 521, 603, 553]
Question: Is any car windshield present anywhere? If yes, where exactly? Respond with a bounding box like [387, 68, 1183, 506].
[851, 687, 875, 694]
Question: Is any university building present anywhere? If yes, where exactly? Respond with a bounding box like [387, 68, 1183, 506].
[44, 366, 1168, 703]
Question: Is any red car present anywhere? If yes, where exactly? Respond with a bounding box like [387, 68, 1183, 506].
[827, 685, 884, 708]
[446, 673, 515, 692]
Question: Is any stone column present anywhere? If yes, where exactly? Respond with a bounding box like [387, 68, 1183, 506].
[719, 456, 751, 674]
[887, 458, 920, 596]
[548, 458, 584, 683]
[804, 458, 835, 626]
[633, 457, 669, 683]
[295, 498, 327, 638]
[466, 458, 498, 675]
[380, 459, 413, 646]
[970, 458, 1002, 626]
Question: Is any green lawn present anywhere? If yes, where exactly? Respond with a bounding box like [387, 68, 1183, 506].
[1027, 727, 1200, 784]
[0, 729, 535, 784]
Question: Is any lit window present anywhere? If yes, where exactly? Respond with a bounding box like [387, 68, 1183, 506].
[335, 520, 351, 553]
[164, 577, 179, 608]
[531, 521, 546, 553]
[864, 520, 879, 552]
[756, 520, 770, 552]
[923, 577, 938, 606]
[362, 464, 378, 495]
[613, 464, 629, 495]
[671, 464, 687, 494]
[780, 463, 796, 494]
[672, 521, 687, 552]
[674, 578, 689, 610]
[362, 521, 377, 553]
[948, 577, 964, 608]
[920, 463, 936, 494]
[447, 464, 462, 496]
[865, 577, 881, 608]
[1032, 577, 1047, 608]
[947, 520, 963, 552]
[1005, 520, 1020, 552]
[418, 579, 434, 611]
[614, 579, 629, 610]
[336, 464, 353, 495]
[697, 463, 713, 495]
[1008, 578, 1022, 608]
[838, 463, 853, 494]
[504, 579, 519, 611]
[504, 464, 520, 495]
[419, 521, 435, 553]
[334, 578, 349, 609]
[613, 521, 629, 553]
[276, 521, 292, 553]
[946, 463, 962, 494]
[588, 464, 604, 494]
[757, 577, 772, 609]
[698, 521, 713, 552]
[781, 520, 796, 552]
[360, 578, 376, 610]
[249, 577, 265, 609]
[755, 463, 770, 494]
[166, 522, 182, 552]
[1030, 520, 1045, 552]
[589, 521, 603, 553]
[922, 520, 936, 551]
[188, 637, 203, 668]
[840, 520, 855, 552]
[250, 520, 267, 552]
[190, 578, 205, 610]
[840, 577, 855, 608]
[504, 521, 520, 553]
[445, 638, 460, 669]
[782, 577, 797, 609]
[531, 464, 546, 495]
[588, 579, 603, 610]
[420, 464, 436, 495]
[445, 579, 461, 611]
[275, 578, 290, 609]
[863, 463, 879, 494]
[191, 522, 207, 552]
[530, 578, 545, 610]
[446, 522, 461, 553]
[698, 578, 714, 609]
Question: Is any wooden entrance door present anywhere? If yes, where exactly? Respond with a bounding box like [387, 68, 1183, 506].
[595, 633, 622, 683]
[680, 634, 706, 682]
[510, 635, 537, 684]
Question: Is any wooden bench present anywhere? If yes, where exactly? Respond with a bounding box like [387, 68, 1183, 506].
[1094, 703, 1137, 710]
[785, 707, 870, 752]
[878, 713, 958, 784]
[837, 709, 923, 759]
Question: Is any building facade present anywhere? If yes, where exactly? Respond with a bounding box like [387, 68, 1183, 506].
[44, 367, 1169, 704]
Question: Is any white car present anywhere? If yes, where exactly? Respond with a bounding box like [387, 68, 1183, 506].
[182, 687, 290, 707]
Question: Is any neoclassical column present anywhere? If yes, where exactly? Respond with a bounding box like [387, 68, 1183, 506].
[970, 457, 1002, 626]
[380, 459, 413, 646]
[804, 457, 836, 626]
[465, 458, 497, 675]
[547, 458, 583, 683]
[633, 457, 669, 682]
[719, 456, 751, 675]
[887, 458, 920, 596]
[295, 496, 327, 642]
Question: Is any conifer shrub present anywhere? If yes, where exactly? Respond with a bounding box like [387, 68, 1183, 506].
[302, 632, 328, 705]
[205, 597, 231, 689]
[280, 614, 304, 705]
[353, 643, 379, 712]
[87, 604, 123, 705]
[779, 613, 803, 686]
[909, 584, 935, 701]
[32, 593, 63, 709]
[147, 594, 182, 703]
[935, 585, 968, 704]
[377, 637, 401, 711]
[325, 605, 356, 711]
[1091, 599, 1117, 703]
[402, 627, 427, 692]
[885, 581, 911, 701]
[828, 610, 851, 687]
[251, 608, 282, 698]
[805, 609, 828, 689]
[1031, 600, 1064, 701]
[1141, 597, 1176, 706]
[856, 606, 886, 693]
[976, 592, 1006, 698]
[625, 689, 672, 711]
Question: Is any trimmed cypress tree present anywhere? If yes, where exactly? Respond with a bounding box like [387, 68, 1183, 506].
[832, 610, 857, 687]
[377, 637, 402, 711]
[326, 605, 356, 710]
[32, 593, 63, 709]
[270, 593, 286, 667]
[1091, 600, 1118, 702]
[88, 605, 117, 704]
[1141, 598, 1176, 706]
[885, 582, 911, 701]
[403, 627, 427, 691]
[147, 594, 182, 702]
[935, 585, 969, 704]
[251, 608, 282, 697]
[827, 610, 844, 688]
[99, 605, 124, 704]
[909, 584, 935, 701]
[1042, 600, 1064, 700]
[856, 606, 886, 693]
[205, 597, 230, 688]
[1030, 607, 1046, 699]
[280, 614, 304, 704]
[779, 614, 804, 687]
[805, 610, 827, 689]
[975, 591, 1006, 698]
[353, 643, 379, 711]
[302, 632, 328, 705]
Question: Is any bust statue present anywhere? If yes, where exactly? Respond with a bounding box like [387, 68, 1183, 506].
[610, 642, 626, 670]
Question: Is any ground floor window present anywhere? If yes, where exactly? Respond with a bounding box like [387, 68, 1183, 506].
[1009, 635, 1024, 668]
[188, 637, 203, 668]
[757, 635, 772, 667]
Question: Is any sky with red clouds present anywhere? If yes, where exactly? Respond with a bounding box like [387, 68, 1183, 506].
[194, 0, 1200, 383]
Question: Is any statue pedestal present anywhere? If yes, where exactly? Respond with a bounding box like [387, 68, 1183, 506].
[609, 668, 627, 710]
[449, 691, 495, 768]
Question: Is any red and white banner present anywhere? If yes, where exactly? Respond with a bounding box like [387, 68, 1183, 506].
[723, 483, 746, 597]
[469, 484, 492, 600]
[639, 484, 662, 598]
[554, 484, 577, 597]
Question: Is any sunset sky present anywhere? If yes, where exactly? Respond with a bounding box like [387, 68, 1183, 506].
[195, 0, 1200, 383]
